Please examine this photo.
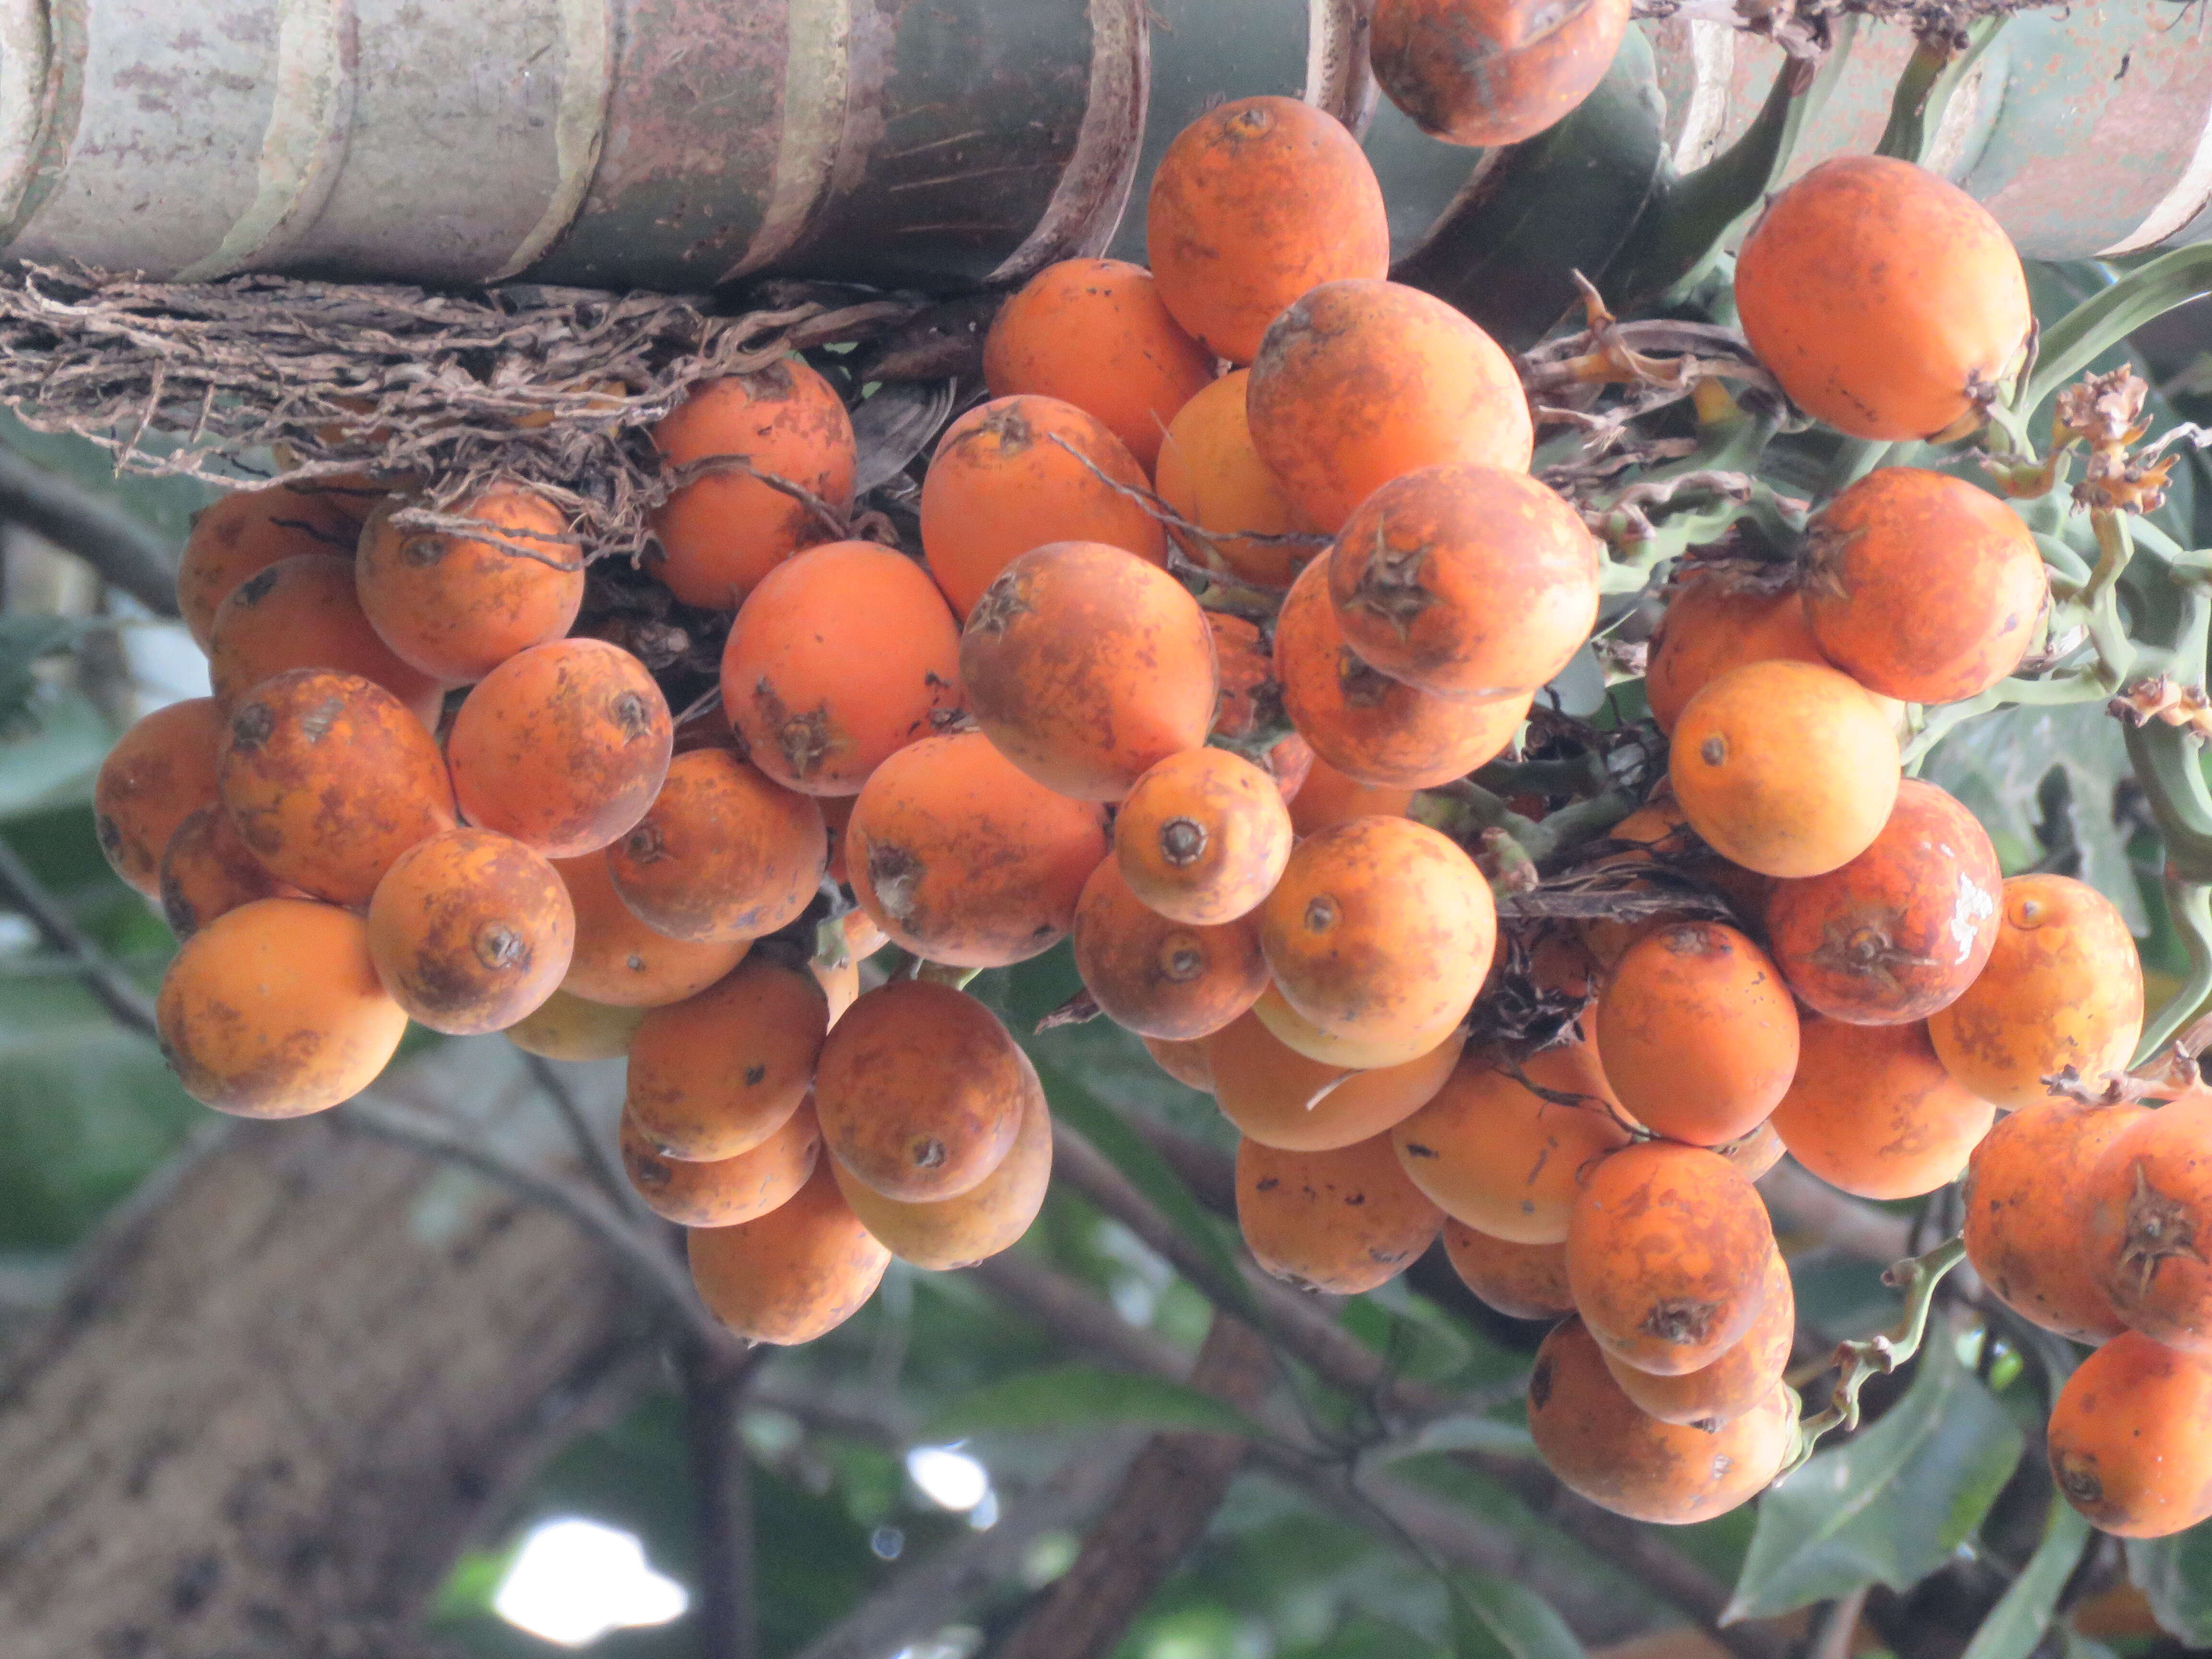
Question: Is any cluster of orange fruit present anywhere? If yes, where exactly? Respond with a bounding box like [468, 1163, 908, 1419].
[77, 16, 2202, 1538]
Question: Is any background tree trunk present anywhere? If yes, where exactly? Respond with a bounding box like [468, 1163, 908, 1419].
[0, 1040, 650, 1659]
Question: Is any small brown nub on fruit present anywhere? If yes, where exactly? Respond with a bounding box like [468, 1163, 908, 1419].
[623, 822, 666, 864]
[1700, 735, 1726, 766]
[914, 1137, 948, 1169]
[474, 924, 527, 971]
[1304, 895, 1339, 933]
[1159, 817, 1207, 866]
[232, 703, 275, 747]
[1642, 1298, 1720, 1346]
[2053, 1455, 2102, 1507]
[613, 691, 652, 739]
[1161, 937, 1206, 982]
[401, 535, 445, 567]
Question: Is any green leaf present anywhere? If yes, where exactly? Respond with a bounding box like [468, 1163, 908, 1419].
[1959, 1498, 2092, 1659]
[924, 1364, 1267, 1441]
[1448, 1570, 1585, 1659]
[2127, 1517, 2212, 1643]
[1725, 1332, 2024, 1622]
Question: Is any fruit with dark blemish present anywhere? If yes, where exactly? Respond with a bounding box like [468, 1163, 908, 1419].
[2086, 1092, 2212, 1352]
[604, 748, 825, 944]
[208, 554, 445, 728]
[158, 802, 302, 938]
[1115, 746, 1293, 926]
[177, 482, 372, 651]
[1236, 1130, 1443, 1294]
[620, 1098, 821, 1227]
[553, 851, 750, 1008]
[2048, 1331, 2212, 1537]
[95, 697, 227, 901]
[1372, 0, 1631, 148]
[355, 486, 583, 684]
[1772, 1017, 1992, 1200]
[1441, 1219, 1575, 1321]
[1964, 1095, 2140, 1344]
[1602, 1247, 1794, 1430]
[1071, 857, 1267, 1041]
[625, 953, 828, 1162]
[366, 826, 574, 1035]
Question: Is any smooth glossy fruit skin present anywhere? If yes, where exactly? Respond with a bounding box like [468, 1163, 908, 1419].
[687, 1159, 890, 1346]
[983, 258, 1215, 475]
[1528, 1319, 1795, 1525]
[177, 483, 368, 651]
[158, 803, 301, 938]
[1929, 874, 2144, 1110]
[604, 749, 826, 944]
[961, 541, 1218, 802]
[1735, 156, 2032, 441]
[625, 956, 829, 1161]
[649, 361, 856, 610]
[95, 697, 227, 900]
[1773, 1017, 1993, 1200]
[1372, 0, 1631, 146]
[503, 986, 647, 1061]
[1287, 757, 1413, 836]
[1393, 1040, 1628, 1242]
[208, 553, 446, 728]
[1326, 463, 1600, 699]
[830, 1065, 1052, 1269]
[447, 638, 673, 859]
[920, 397, 1168, 621]
[1260, 816, 1493, 1058]
[156, 898, 408, 1118]
[620, 1099, 821, 1227]
[356, 488, 583, 683]
[1596, 922, 1800, 1147]
[721, 540, 964, 795]
[1765, 778, 2001, 1025]
[1071, 858, 1267, 1041]
[1116, 747, 1294, 926]
[553, 853, 751, 1008]
[1212, 1010, 1463, 1151]
[2086, 1096, 2212, 1352]
[1144, 96, 1390, 365]
[1236, 1131, 1443, 1294]
[1568, 1142, 1776, 1376]
[1442, 1220, 1575, 1320]
[218, 669, 458, 906]
[1671, 659, 1900, 878]
[1964, 1097, 2140, 1344]
[1247, 279, 1534, 533]
[1604, 1248, 1794, 1430]
[815, 981, 1028, 1202]
[1644, 571, 1831, 735]
[1804, 468, 2046, 704]
[847, 730, 1107, 968]
[1275, 558, 1531, 788]
[2048, 1331, 2212, 1538]
[366, 827, 574, 1034]
[1155, 370, 1318, 590]
[1144, 1033, 1216, 1092]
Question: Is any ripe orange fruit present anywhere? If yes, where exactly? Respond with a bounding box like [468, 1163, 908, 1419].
[208, 554, 445, 728]
[1209, 1009, 1463, 1150]
[1528, 1318, 1794, 1524]
[1115, 746, 1293, 926]
[983, 259, 1215, 474]
[1326, 463, 1599, 700]
[1441, 1220, 1575, 1321]
[1735, 155, 2032, 441]
[2048, 1331, 2212, 1538]
[919, 397, 1167, 620]
[721, 540, 963, 795]
[1964, 1097, 2141, 1344]
[1145, 96, 1389, 365]
[158, 802, 300, 938]
[2086, 1095, 2212, 1353]
[1071, 858, 1267, 1041]
[1643, 569, 1830, 735]
[1144, 1033, 1215, 1092]
[1568, 1142, 1775, 1375]
[1207, 611, 1283, 743]
[217, 669, 457, 906]
[1596, 922, 1800, 1147]
[846, 730, 1107, 968]
[1155, 370, 1319, 590]
[830, 1077, 1053, 1270]
[1928, 874, 2143, 1109]
[1287, 756, 1413, 835]
[814, 981, 1029, 1202]
[1803, 467, 2046, 705]
[621, 1100, 821, 1227]
[156, 898, 407, 1117]
[626, 955, 829, 1161]
[177, 483, 367, 651]
[355, 487, 582, 683]
[1274, 558, 1531, 788]
[554, 852, 751, 1008]
[95, 697, 226, 901]
[1772, 1018, 1993, 1200]
[1247, 279, 1533, 533]
[604, 749, 826, 943]
[1372, 0, 1631, 146]
[1603, 1247, 1794, 1430]
[504, 986, 648, 1062]
[366, 827, 575, 1034]
[961, 541, 1218, 801]
[687, 1159, 890, 1345]
[1392, 1040, 1627, 1242]
[447, 638, 673, 859]
[1766, 778, 2001, 1024]
[1670, 659, 1899, 878]
[649, 361, 855, 610]
[1260, 816, 1493, 1060]
[1236, 1131, 1443, 1294]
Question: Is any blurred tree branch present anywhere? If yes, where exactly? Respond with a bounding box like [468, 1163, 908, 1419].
[0, 442, 180, 616]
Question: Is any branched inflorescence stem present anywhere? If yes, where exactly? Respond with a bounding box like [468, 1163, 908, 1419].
[1782, 1235, 1967, 1474]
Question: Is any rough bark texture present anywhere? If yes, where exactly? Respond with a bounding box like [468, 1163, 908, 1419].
[0, 1041, 649, 1659]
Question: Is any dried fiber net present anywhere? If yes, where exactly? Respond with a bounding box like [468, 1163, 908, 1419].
[0, 265, 923, 558]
